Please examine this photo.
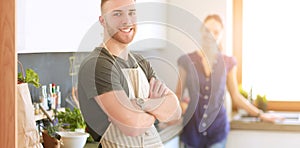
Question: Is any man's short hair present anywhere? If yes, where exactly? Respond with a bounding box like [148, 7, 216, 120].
[101, 0, 109, 8]
[101, 0, 136, 9]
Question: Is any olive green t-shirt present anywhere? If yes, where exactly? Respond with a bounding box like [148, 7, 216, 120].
[78, 47, 156, 140]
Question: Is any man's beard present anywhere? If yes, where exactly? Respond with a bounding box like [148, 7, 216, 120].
[106, 25, 136, 44]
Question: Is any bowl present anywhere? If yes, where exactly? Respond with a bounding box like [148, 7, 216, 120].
[57, 131, 89, 148]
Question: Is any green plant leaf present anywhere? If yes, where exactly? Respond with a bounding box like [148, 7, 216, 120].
[25, 69, 41, 88]
[18, 72, 25, 83]
[238, 85, 248, 99]
[57, 108, 86, 131]
[18, 68, 41, 88]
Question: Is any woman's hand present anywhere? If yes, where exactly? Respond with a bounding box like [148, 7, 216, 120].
[259, 113, 285, 123]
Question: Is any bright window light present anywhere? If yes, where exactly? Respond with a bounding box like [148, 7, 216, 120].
[242, 0, 300, 101]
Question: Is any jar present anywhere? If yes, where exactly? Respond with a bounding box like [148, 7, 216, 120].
[34, 103, 40, 115]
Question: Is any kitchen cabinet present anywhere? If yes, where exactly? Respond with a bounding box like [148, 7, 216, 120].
[159, 120, 183, 148]
[227, 130, 300, 148]
[17, 0, 101, 53]
[17, 0, 167, 53]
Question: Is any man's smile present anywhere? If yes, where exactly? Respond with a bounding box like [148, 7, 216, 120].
[119, 27, 134, 33]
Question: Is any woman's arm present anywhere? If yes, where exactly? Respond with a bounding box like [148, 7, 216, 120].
[175, 66, 187, 100]
[175, 66, 188, 114]
[227, 66, 284, 122]
[227, 66, 260, 115]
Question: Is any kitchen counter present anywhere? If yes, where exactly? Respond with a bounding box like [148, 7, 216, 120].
[230, 111, 300, 132]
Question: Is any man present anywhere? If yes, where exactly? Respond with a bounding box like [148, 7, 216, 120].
[78, 0, 181, 147]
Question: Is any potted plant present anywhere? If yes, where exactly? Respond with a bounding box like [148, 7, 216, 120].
[239, 85, 268, 112]
[56, 108, 91, 147]
[41, 119, 62, 148]
[255, 94, 268, 112]
[56, 108, 86, 132]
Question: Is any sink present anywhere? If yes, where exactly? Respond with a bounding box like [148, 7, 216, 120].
[232, 111, 300, 125]
[268, 111, 300, 124]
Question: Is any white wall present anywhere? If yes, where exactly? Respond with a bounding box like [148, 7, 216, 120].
[167, 0, 226, 20]
[166, 0, 231, 54]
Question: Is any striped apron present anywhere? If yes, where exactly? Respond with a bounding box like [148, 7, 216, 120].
[100, 55, 164, 148]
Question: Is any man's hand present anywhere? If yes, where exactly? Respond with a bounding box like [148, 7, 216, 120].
[149, 77, 169, 98]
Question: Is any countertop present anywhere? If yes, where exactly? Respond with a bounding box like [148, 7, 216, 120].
[230, 111, 300, 132]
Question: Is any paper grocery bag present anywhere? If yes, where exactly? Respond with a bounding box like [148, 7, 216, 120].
[17, 83, 43, 148]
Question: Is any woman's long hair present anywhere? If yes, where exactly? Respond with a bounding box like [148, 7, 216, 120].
[200, 14, 224, 70]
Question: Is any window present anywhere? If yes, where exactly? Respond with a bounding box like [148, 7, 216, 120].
[242, 0, 300, 101]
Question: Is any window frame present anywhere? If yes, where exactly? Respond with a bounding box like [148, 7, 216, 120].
[232, 0, 300, 111]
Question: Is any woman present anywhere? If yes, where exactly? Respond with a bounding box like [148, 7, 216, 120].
[175, 14, 283, 148]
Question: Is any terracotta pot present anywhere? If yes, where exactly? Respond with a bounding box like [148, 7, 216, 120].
[42, 131, 60, 148]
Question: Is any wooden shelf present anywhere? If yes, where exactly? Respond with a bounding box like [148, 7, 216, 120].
[35, 108, 65, 121]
